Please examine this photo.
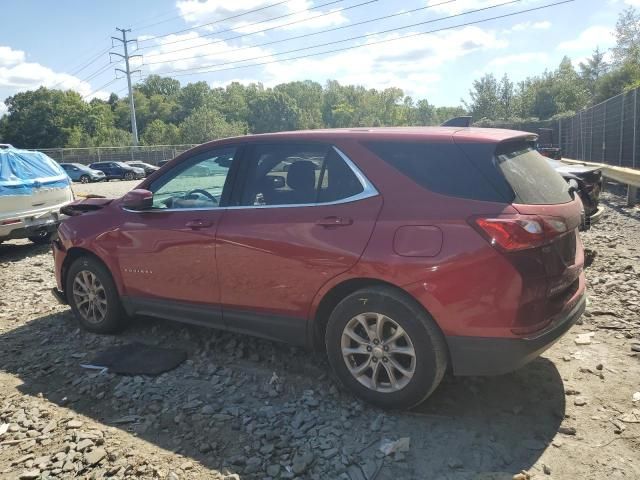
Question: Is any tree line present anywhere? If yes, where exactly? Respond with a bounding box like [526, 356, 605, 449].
[1, 7, 640, 149]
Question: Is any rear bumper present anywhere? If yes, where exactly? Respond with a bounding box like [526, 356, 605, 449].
[446, 292, 586, 376]
[0, 216, 60, 241]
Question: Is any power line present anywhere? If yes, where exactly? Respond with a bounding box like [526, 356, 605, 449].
[144, 0, 456, 66]
[139, 0, 354, 53]
[145, 0, 518, 74]
[82, 78, 119, 100]
[80, 63, 113, 83]
[137, 0, 293, 41]
[127, 6, 185, 31]
[49, 45, 112, 90]
[148, 0, 573, 79]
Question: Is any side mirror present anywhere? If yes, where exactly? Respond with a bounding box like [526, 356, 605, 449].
[270, 176, 285, 189]
[122, 189, 153, 211]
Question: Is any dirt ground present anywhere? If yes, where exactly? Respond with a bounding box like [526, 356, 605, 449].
[0, 181, 638, 480]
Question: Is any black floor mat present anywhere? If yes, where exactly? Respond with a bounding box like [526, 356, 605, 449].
[87, 342, 187, 375]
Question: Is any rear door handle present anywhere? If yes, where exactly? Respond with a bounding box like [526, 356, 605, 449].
[316, 216, 353, 227]
[185, 219, 213, 229]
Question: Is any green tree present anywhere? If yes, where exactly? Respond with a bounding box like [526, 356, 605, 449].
[137, 75, 181, 97]
[613, 7, 640, 65]
[248, 90, 299, 133]
[141, 119, 181, 145]
[179, 106, 246, 144]
[465, 74, 499, 120]
[1, 87, 88, 148]
[579, 47, 609, 95]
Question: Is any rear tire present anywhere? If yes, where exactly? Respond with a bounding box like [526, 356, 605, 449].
[80, 175, 90, 184]
[325, 286, 447, 409]
[124, 172, 134, 181]
[66, 256, 126, 334]
[28, 232, 52, 244]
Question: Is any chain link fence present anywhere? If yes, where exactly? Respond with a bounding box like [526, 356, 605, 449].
[39, 145, 198, 166]
[557, 87, 639, 169]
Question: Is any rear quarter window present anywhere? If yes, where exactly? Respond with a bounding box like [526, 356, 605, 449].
[364, 141, 509, 202]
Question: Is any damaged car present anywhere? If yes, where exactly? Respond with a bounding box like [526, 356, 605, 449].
[51, 128, 586, 409]
[0, 144, 73, 245]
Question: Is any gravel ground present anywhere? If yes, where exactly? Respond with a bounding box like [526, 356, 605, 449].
[0, 184, 639, 480]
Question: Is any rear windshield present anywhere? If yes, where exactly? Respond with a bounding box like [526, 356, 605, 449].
[495, 141, 571, 205]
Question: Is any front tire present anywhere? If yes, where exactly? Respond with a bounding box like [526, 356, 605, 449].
[66, 256, 126, 334]
[325, 286, 448, 409]
[124, 172, 134, 181]
[80, 175, 90, 184]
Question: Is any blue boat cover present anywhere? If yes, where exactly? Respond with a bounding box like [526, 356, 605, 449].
[0, 147, 70, 196]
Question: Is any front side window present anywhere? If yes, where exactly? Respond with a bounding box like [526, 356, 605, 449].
[239, 143, 364, 206]
[150, 147, 236, 209]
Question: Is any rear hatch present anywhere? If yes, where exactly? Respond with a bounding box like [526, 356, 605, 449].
[457, 137, 584, 334]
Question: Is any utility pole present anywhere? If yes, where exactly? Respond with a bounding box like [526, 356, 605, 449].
[111, 28, 141, 146]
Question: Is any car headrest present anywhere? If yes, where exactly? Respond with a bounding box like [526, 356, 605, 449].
[286, 161, 316, 191]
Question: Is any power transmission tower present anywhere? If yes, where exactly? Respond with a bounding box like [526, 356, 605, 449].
[111, 28, 141, 146]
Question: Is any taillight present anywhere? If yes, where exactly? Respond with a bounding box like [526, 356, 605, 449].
[1, 218, 21, 225]
[470, 215, 568, 252]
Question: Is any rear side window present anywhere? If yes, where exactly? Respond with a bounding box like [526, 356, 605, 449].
[364, 141, 507, 202]
[495, 141, 571, 205]
[238, 143, 364, 206]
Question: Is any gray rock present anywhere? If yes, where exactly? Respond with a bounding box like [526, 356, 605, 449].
[83, 447, 107, 466]
[292, 451, 314, 474]
[19, 471, 40, 479]
[76, 438, 94, 452]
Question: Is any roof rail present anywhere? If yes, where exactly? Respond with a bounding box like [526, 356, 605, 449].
[0, 143, 14, 149]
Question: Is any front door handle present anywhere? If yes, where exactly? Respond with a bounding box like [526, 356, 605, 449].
[185, 219, 213, 229]
[316, 216, 353, 227]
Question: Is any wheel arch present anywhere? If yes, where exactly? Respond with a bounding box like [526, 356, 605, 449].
[61, 247, 123, 296]
[310, 277, 448, 359]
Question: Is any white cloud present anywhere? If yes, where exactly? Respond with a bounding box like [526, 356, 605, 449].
[510, 20, 552, 32]
[557, 26, 615, 52]
[0, 45, 100, 101]
[426, 0, 533, 15]
[487, 52, 548, 67]
[142, 31, 276, 73]
[175, 0, 347, 32]
[260, 26, 507, 99]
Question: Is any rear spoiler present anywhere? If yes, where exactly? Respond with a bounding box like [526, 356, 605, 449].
[441, 116, 473, 127]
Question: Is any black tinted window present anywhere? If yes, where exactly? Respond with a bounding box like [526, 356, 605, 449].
[239, 144, 363, 206]
[495, 141, 571, 205]
[364, 141, 507, 202]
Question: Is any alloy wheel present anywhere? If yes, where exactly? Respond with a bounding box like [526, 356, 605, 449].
[72, 270, 108, 325]
[80, 175, 89, 183]
[341, 312, 416, 393]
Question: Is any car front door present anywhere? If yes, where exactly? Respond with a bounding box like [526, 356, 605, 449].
[113, 146, 239, 327]
[215, 142, 383, 343]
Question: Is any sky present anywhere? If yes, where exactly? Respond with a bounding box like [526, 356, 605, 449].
[0, 0, 635, 116]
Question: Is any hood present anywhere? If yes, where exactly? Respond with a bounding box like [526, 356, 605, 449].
[60, 196, 112, 216]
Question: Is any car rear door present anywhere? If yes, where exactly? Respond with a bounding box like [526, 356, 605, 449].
[215, 142, 382, 343]
[113, 146, 240, 327]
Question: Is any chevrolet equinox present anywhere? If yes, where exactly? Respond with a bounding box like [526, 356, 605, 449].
[52, 128, 586, 408]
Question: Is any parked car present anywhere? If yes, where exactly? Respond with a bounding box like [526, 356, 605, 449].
[60, 163, 106, 183]
[157, 160, 171, 167]
[126, 161, 159, 176]
[1, 145, 74, 244]
[546, 159, 604, 229]
[51, 128, 585, 408]
[89, 162, 145, 181]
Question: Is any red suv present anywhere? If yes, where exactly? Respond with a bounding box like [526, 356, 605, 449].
[52, 128, 585, 409]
